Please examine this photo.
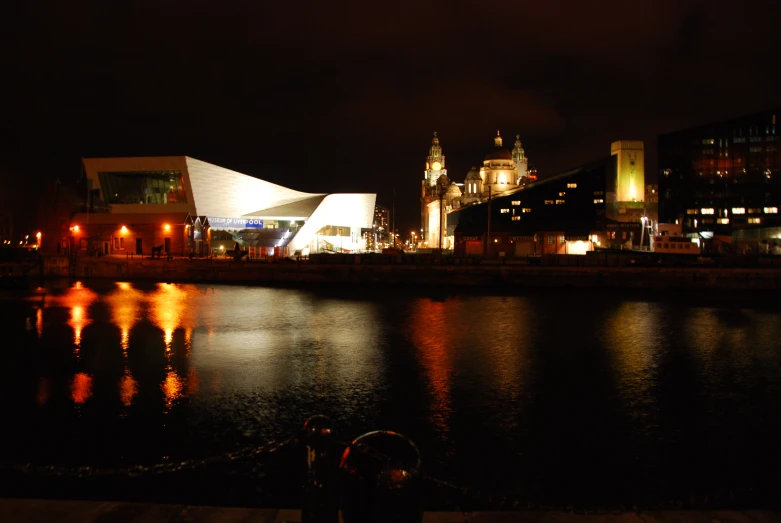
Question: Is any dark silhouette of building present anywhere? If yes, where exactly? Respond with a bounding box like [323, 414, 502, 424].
[451, 156, 621, 256]
[659, 109, 781, 248]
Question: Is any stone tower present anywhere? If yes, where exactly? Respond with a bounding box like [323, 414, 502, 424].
[512, 134, 529, 183]
[610, 140, 645, 202]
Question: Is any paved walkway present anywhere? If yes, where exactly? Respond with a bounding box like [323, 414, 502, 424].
[1, 499, 779, 523]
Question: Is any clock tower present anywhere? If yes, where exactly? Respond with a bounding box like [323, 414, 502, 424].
[421, 132, 449, 246]
[424, 131, 447, 188]
[512, 134, 528, 183]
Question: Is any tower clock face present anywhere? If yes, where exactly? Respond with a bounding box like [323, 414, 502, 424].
[432, 161, 442, 171]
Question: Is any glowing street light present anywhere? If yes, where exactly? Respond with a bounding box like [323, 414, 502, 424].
[163, 223, 171, 232]
[120, 225, 128, 233]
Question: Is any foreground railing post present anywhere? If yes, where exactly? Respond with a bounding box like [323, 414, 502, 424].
[301, 415, 338, 523]
[340, 431, 423, 523]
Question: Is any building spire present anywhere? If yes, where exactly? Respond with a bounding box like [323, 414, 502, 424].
[429, 131, 442, 159]
[494, 130, 503, 147]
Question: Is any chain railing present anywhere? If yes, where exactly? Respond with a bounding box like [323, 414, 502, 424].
[0, 415, 772, 522]
[2, 436, 296, 479]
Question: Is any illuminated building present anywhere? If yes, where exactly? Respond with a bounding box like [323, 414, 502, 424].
[451, 139, 655, 255]
[370, 205, 389, 249]
[659, 109, 781, 251]
[420, 131, 532, 249]
[70, 157, 375, 257]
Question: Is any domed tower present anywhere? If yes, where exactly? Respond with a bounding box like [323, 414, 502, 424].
[480, 130, 516, 196]
[463, 166, 482, 204]
[512, 134, 529, 183]
[445, 180, 462, 209]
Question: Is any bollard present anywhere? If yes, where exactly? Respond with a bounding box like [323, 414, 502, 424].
[340, 430, 423, 523]
[301, 415, 338, 523]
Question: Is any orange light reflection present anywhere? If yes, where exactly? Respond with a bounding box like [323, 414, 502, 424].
[120, 373, 138, 407]
[149, 283, 196, 353]
[408, 299, 454, 439]
[58, 282, 98, 354]
[71, 373, 93, 404]
[35, 307, 43, 338]
[162, 369, 183, 408]
[107, 282, 144, 354]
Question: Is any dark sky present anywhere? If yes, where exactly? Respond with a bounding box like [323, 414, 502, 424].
[3, 0, 781, 232]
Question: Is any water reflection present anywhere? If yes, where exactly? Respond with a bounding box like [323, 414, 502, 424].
[162, 370, 183, 408]
[408, 298, 455, 439]
[148, 283, 192, 352]
[119, 373, 138, 407]
[5, 281, 781, 507]
[71, 372, 93, 404]
[603, 301, 665, 417]
[106, 282, 146, 407]
[36, 307, 43, 338]
[107, 282, 144, 352]
[37, 377, 49, 406]
[56, 281, 99, 355]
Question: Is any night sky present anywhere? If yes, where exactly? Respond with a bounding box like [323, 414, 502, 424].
[3, 1, 781, 232]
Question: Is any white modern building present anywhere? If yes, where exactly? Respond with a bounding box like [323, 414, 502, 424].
[73, 156, 375, 257]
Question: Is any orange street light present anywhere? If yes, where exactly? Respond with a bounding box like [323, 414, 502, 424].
[120, 225, 128, 233]
[163, 223, 171, 232]
[71, 225, 80, 233]
[36, 232, 41, 239]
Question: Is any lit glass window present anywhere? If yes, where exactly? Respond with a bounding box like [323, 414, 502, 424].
[764, 207, 778, 214]
[748, 217, 762, 224]
[732, 207, 746, 214]
[701, 208, 714, 215]
[555, 200, 565, 204]
[522, 208, 532, 213]
[511, 216, 521, 221]
[558, 191, 566, 197]
[749, 208, 762, 214]
[567, 183, 577, 188]
[98, 170, 187, 205]
[687, 209, 698, 214]
[717, 218, 730, 224]
[544, 200, 554, 205]
[594, 199, 604, 204]
[500, 209, 510, 214]
[511, 200, 521, 205]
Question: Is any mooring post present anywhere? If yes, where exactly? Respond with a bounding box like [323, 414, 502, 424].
[340, 430, 423, 523]
[300, 415, 338, 523]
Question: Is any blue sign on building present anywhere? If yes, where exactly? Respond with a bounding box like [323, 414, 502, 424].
[207, 217, 264, 229]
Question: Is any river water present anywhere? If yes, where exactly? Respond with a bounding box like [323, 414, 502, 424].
[1, 280, 780, 509]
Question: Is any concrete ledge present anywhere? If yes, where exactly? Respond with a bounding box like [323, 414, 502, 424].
[1, 499, 779, 523]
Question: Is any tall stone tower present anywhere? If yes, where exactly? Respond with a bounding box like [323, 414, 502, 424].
[424, 132, 447, 188]
[421, 132, 448, 244]
[512, 134, 528, 183]
[610, 140, 645, 202]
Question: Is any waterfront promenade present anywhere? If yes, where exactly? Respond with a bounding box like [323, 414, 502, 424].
[34, 253, 781, 291]
[2, 499, 779, 523]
